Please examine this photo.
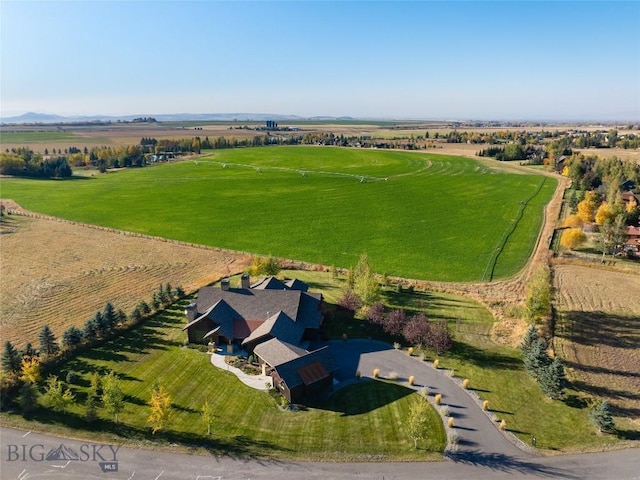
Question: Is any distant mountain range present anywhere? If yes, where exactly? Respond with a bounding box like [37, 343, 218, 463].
[0, 112, 356, 124]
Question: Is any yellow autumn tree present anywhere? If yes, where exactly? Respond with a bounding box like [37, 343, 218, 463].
[563, 214, 584, 228]
[20, 357, 41, 384]
[148, 383, 172, 435]
[561, 228, 587, 250]
[595, 202, 616, 225]
[626, 196, 638, 213]
[576, 191, 599, 223]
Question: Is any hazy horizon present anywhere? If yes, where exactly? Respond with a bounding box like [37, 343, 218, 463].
[2, 1, 639, 122]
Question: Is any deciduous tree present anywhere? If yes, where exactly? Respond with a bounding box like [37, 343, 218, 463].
[102, 372, 125, 423]
[560, 228, 587, 250]
[20, 356, 41, 384]
[148, 383, 172, 435]
[407, 397, 431, 449]
[43, 375, 75, 413]
[201, 399, 216, 435]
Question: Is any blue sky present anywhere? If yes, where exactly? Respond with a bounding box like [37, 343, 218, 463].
[1, 1, 639, 121]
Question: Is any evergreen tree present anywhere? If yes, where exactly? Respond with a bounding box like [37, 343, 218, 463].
[174, 286, 185, 298]
[20, 342, 37, 360]
[103, 302, 117, 330]
[83, 317, 99, 342]
[1, 340, 22, 373]
[520, 324, 538, 356]
[539, 358, 566, 399]
[589, 399, 615, 433]
[38, 325, 59, 357]
[62, 326, 84, 350]
[18, 381, 39, 414]
[524, 337, 550, 379]
[139, 300, 151, 315]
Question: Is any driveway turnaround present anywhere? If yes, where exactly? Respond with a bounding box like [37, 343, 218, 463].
[2, 340, 639, 479]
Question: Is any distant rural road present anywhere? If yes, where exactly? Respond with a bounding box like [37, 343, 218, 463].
[1, 426, 639, 480]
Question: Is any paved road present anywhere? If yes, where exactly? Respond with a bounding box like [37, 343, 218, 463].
[1, 427, 639, 479]
[2, 340, 639, 479]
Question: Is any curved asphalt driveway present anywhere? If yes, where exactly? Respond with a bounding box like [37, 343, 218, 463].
[326, 340, 530, 460]
[2, 340, 638, 479]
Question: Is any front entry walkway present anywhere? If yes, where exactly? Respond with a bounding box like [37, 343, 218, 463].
[210, 351, 272, 390]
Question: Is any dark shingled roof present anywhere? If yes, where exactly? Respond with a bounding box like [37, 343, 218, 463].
[253, 338, 308, 367]
[285, 278, 309, 292]
[273, 346, 337, 390]
[251, 277, 288, 290]
[241, 311, 304, 347]
[191, 280, 323, 343]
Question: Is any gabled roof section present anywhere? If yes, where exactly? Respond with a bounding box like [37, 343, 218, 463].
[251, 276, 288, 290]
[241, 310, 304, 347]
[298, 362, 330, 386]
[285, 278, 309, 292]
[273, 346, 337, 390]
[182, 300, 221, 331]
[253, 338, 308, 367]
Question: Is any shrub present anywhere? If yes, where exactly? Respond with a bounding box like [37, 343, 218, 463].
[408, 375, 415, 386]
[447, 417, 455, 428]
[434, 393, 442, 405]
[388, 371, 398, 381]
[419, 352, 426, 361]
[462, 379, 469, 389]
[482, 400, 489, 411]
[393, 342, 401, 350]
[65, 371, 78, 384]
[433, 359, 440, 369]
[419, 387, 429, 398]
[440, 406, 450, 417]
[407, 347, 414, 356]
[373, 368, 380, 379]
[337, 289, 362, 312]
[449, 432, 459, 445]
[499, 419, 507, 430]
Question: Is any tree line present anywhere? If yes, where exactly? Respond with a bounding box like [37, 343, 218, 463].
[0, 147, 72, 178]
[0, 283, 184, 408]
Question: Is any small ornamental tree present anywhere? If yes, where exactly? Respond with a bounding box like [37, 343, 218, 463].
[337, 289, 362, 312]
[403, 313, 431, 347]
[427, 320, 453, 355]
[365, 302, 386, 325]
[148, 383, 172, 435]
[385, 309, 406, 336]
[201, 399, 216, 435]
[589, 399, 615, 433]
[20, 357, 41, 384]
[43, 376, 75, 413]
[102, 372, 125, 423]
[407, 397, 431, 449]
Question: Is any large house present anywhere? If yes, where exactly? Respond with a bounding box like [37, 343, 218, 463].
[624, 225, 640, 256]
[184, 275, 337, 403]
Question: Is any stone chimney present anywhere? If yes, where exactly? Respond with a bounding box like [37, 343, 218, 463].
[241, 273, 250, 289]
[221, 278, 230, 291]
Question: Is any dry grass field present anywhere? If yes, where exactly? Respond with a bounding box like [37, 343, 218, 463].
[0, 207, 250, 348]
[554, 263, 640, 428]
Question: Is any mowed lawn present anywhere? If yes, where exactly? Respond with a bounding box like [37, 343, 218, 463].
[15, 300, 445, 461]
[0, 146, 556, 281]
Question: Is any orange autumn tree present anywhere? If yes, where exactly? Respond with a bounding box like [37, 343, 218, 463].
[561, 228, 587, 250]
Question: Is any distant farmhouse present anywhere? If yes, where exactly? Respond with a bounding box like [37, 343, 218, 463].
[184, 275, 336, 403]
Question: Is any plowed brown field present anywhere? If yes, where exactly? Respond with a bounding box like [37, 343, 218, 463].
[0, 209, 250, 348]
[554, 264, 640, 423]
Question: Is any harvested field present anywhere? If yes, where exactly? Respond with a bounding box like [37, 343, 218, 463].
[0, 207, 250, 348]
[554, 264, 640, 425]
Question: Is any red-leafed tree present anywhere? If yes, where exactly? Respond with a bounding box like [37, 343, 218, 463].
[427, 320, 453, 354]
[403, 313, 431, 346]
[384, 309, 406, 336]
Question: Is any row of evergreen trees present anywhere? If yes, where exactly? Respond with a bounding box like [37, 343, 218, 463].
[520, 324, 566, 399]
[1, 283, 185, 407]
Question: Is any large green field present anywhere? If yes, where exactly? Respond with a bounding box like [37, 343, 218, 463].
[0, 146, 556, 281]
[0, 131, 79, 143]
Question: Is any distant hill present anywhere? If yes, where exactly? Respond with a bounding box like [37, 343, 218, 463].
[0, 112, 319, 124]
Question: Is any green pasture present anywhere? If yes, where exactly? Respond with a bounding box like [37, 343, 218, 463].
[0, 146, 557, 281]
[0, 131, 78, 143]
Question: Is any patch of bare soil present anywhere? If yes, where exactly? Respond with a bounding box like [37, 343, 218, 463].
[0, 205, 250, 348]
[554, 264, 640, 423]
